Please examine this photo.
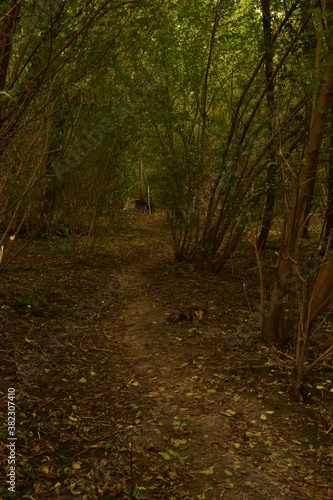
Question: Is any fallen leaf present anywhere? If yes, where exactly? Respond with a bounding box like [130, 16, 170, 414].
[225, 482, 235, 489]
[168, 449, 185, 465]
[69, 483, 76, 493]
[40, 465, 49, 474]
[199, 467, 214, 475]
[226, 409, 236, 416]
[145, 391, 159, 397]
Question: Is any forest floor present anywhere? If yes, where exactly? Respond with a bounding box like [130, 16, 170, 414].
[0, 211, 333, 500]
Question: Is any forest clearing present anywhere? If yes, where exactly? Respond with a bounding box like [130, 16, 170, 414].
[0, 0, 333, 498]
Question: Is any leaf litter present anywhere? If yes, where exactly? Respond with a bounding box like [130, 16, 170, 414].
[0, 212, 332, 499]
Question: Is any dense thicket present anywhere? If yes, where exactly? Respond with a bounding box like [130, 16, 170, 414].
[0, 0, 332, 394]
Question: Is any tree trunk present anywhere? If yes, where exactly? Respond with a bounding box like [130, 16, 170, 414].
[257, 0, 275, 251]
[263, 4, 333, 343]
[139, 153, 145, 203]
[0, 1, 21, 93]
[257, 182, 275, 251]
[302, 10, 325, 240]
[325, 106, 333, 240]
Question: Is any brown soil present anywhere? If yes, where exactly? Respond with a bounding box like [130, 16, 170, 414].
[0, 212, 332, 499]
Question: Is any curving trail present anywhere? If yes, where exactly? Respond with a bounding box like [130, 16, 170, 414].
[77, 213, 326, 499]
[1, 212, 331, 499]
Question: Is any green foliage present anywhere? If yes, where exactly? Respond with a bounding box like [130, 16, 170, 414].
[0, 0, 331, 277]
[159, 449, 185, 465]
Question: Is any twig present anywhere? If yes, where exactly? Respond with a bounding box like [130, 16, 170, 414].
[270, 344, 294, 360]
[103, 328, 112, 340]
[247, 212, 264, 313]
[325, 422, 333, 434]
[304, 342, 333, 374]
[242, 283, 252, 314]
[91, 346, 114, 353]
[80, 334, 91, 352]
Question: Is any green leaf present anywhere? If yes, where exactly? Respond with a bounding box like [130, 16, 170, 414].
[199, 467, 214, 475]
[69, 483, 76, 492]
[133, 486, 141, 498]
[226, 409, 236, 416]
[168, 449, 184, 465]
[40, 464, 49, 474]
[159, 451, 171, 460]
[225, 482, 235, 489]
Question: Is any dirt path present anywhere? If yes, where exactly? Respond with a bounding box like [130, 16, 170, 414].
[1, 213, 332, 499]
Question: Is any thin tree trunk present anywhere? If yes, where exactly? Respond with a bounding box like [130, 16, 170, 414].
[302, 6, 325, 239]
[263, 3, 333, 343]
[325, 106, 333, 239]
[194, 10, 219, 255]
[0, 1, 21, 92]
[139, 153, 144, 203]
[257, 0, 275, 251]
[257, 174, 275, 251]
